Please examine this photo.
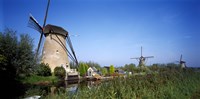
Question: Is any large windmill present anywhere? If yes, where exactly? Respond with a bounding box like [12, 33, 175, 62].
[131, 47, 154, 68]
[177, 54, 186, 68]
[28, 0, 79, 80]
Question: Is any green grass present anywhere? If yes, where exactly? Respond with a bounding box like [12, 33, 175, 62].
[21, 75, 58, 85]
[43, 68, 200, 99]
[19, 75, 59, 98]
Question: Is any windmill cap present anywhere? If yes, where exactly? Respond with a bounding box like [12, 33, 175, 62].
[43, 24, 68, 37]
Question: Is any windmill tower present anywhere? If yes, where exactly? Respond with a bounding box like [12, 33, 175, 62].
[131, 46, 154, 68]
[42, 25, 70, 72]
[28, 0, 79, 80]
[178, 54, 186, 68]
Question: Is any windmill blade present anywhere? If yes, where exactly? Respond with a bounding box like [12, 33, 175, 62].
[28, 14, 43, 59]
[130, 57, 140, 59]
[66, 35, 79, 66]
[180, 54, 182, 61]
[54, 34, 78, 65]
[144, 58, 148, 64]
[28, 14, 43, 33]
[141, 46, 143, 56]
[36, 0, 51, 58]
[144, 56, 154, 58]
[42, 0, 50, 28]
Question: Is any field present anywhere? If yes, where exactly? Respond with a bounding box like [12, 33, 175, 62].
[40, 68, 200, 99]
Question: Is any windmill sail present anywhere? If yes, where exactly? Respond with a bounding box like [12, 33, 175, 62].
[66, 35, 79, 66]
[36, 0, 51, 59]
[144, 56, 154, 58]
[131, 46, 154, 67]
[141, 46, 143, 56]
[180, 54, 182, 62]
[130, 57, 140, 59]
[28, 14, 43, 33]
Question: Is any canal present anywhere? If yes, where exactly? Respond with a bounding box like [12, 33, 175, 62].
[22, 80, 105, 98]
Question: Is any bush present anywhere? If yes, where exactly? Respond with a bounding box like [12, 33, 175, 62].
[78, 63, 88, 76]
[54, 66, 66, 80]
[36, 63, 52, 76]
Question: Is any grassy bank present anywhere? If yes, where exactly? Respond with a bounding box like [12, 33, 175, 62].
[21, 75, 58, 85]
[44, 69, 200, 99]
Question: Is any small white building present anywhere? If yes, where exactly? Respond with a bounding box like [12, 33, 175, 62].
[87, 67, 101, 80]
[87, 67, 98, 76]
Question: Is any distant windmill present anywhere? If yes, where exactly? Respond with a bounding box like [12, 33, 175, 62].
[177, 54, 186, 68]
[28, 0, 79, 80]
[131, 46, 154, 68]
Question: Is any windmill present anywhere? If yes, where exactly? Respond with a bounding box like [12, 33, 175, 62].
[177, 54, 186, 68]
[28, 0, 79, 80]
[130, 46, 154, 68]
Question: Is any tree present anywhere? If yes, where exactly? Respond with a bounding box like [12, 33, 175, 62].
[54, 66, 66, 80]
[101, 68, 108, 76]
[36, 63, 52, 76]
[166, 63, 180, 71]
[109, 65, 115, 75]
[86, 61, 101, 70]
[16, 34, 35, 77]
[123, 63, 136, 73]
[0, 54, 7, 66]
[0, 29, 18, 78]
[0, 29, 34, 98]
[78, 62, 89, 76]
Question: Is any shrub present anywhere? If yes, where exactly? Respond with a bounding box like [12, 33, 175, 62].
[36, 63, 52, 76]
[109, 65, 115, 75]
[78, 63, 88, 76]
[54, 66, 66, 80]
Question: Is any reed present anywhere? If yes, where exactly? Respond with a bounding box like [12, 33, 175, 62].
[44, 68, 200, 99]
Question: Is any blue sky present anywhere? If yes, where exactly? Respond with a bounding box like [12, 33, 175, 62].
[1, 0, 200, 67]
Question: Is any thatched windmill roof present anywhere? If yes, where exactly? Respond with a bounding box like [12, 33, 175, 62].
[43, 24, 68, 37]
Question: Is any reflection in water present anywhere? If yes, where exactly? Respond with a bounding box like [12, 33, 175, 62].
[65, 80, 79, 93]
[64, 80, 102, 93]
[22, 80, 103, 98]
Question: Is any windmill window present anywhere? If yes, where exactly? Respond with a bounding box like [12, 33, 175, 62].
[66, 63, 69, 67]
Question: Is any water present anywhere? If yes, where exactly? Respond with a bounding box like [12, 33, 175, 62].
[65, 80, 102, 93]
[22, 80, 103, 98]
